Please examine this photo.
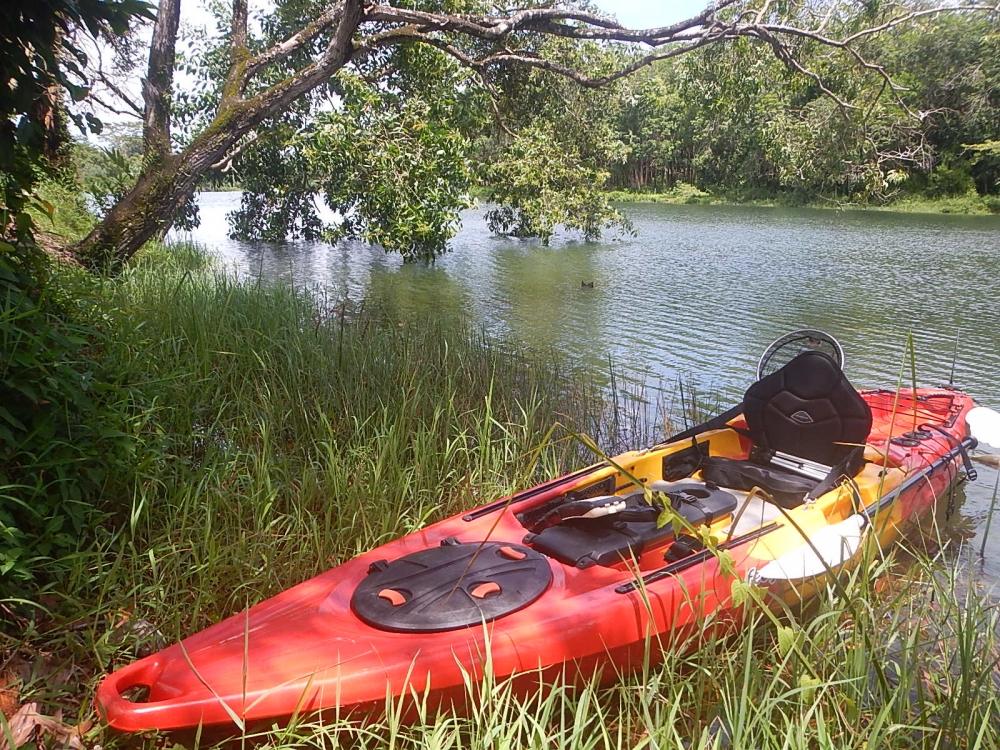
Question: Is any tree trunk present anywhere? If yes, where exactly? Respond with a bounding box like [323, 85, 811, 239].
[143, 0, 182, 159]
[75, 156, 191, 271]
[74, 114, 245, 270]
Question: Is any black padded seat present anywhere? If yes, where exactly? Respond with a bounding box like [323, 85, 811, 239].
[701, 351, 872, 507]
[743, 351, 872, 465]
[524, 484, 739, 568]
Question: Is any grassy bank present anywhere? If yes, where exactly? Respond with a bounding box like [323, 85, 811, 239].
[2, 237, 998, 748]
[605, 186, 1000, 215]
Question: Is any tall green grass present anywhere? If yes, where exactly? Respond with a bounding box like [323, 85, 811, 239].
[1, 243, 997, 749]
[2, 242, 629, 693]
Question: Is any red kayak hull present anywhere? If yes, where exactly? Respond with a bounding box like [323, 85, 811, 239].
[96, 387, 978, 732]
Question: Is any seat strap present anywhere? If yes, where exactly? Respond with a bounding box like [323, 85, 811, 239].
[658, 403, 743, 445]
[804, 445, 867, 501]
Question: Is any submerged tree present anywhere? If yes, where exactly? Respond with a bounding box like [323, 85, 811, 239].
[73, 0, 999, 270]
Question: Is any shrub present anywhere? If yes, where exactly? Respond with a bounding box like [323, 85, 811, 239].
[670, 181, 712, 204]
[926, 162, 976, 197]
[0, 251, 136, 590]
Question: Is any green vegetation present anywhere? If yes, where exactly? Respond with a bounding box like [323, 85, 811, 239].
[2, 2, 999, 745]
[1, 240, 997, 748]
[0, 0, 150, 587]
[604, 186, 999, 215]
[219, 8, 999, 252]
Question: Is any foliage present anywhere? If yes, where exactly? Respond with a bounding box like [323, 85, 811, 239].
[308, 88, 471, 259]
[608, 12, 999, 205]
[71, 124, 146, 218]
[886, 14, 1000, 195]
[0, 0, 152, 242]
[925, 162, 977, 198]
[483, 125, 632, 243]
[0, 255, 140, 588]
[82, 147, 142, 217]
[226, 32, 636, 254]
[228, 124, 325, 241]
[963, 140, 1000, 188]
[474, 39, 633, 243]
[669, 181, 711, 204]
[0, 0, 151, 589]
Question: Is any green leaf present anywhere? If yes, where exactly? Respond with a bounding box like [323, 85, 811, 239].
[777, 625, 798, 659]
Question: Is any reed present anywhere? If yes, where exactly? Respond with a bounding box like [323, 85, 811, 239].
[1, 242, 996, 750]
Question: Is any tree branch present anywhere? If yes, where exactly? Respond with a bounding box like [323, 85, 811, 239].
[363, 1, 739, 45]
[211, 129, 260, 171]
[95, 69, 144, 118]
[222, 0, 250, 102]
[238, 1, 362, 133]
[243, 4, 345, 83]
[357, 26, 726, 89]
[89, 91, 143, 120]
[231, 0, 248, 50]
[358, 1, 997, 117]
[840, 3, 999, 45]
[750, 27, 857, 115]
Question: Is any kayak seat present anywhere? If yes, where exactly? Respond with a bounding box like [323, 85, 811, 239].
[743, 350, 872, 466]
[703, 351, 873, 508]
[657, 352, 873, 509]
[523, 483, 738, 568]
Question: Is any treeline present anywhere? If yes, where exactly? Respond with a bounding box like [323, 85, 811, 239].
[599, 14, 998, 202]
[478, 10, 1000, 206]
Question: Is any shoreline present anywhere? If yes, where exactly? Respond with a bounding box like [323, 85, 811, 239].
[197, 186, 999, 217]
[604, 188, 1000, 216]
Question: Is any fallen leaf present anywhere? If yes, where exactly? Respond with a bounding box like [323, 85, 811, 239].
[0, 674, 18, 720]
[0, 702, 87, 750]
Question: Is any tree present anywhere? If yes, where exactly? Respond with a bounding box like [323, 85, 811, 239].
[73, 0, 999, 270]
[1, 0, 152, 261]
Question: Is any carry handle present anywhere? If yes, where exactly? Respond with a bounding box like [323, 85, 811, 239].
[95, 657, 170, 731]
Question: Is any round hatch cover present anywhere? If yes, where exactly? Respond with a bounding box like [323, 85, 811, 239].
[352, 541, 552, 632]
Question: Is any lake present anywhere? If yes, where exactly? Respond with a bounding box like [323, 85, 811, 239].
[178, 191, 1000, 585]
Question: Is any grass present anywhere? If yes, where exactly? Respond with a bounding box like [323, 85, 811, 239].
[605, 186, 1000, 215]
[1, 241, 998, 749]
[31, 177, 99, 242]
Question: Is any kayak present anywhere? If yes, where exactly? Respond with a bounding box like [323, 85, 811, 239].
[96, 332, 998, 732]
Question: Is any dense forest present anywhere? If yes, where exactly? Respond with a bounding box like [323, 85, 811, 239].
[607, 15, 998, 201]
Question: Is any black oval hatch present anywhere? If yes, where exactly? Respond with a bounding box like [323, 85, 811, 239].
[351, 541, 552, 633]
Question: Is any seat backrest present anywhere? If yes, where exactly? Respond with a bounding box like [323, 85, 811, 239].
[742, 351, 872, 465]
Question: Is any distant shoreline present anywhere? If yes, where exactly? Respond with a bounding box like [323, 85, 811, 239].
[199, 185, 999, 217]
[603, 188, 1000, 216]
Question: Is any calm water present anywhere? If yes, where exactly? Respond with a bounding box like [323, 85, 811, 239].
[177, 192, 1000, 584]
